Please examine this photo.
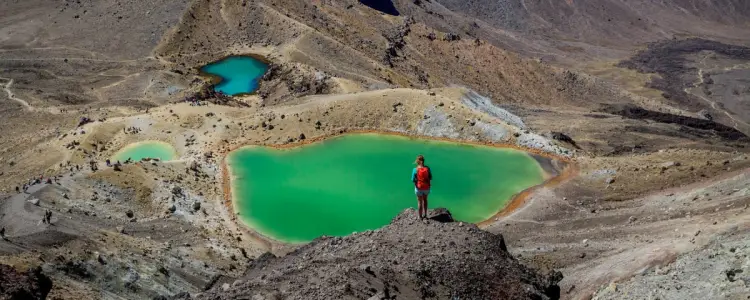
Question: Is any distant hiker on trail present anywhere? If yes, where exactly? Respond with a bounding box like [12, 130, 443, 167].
[412, 155, 433, 220]
[42, 210, 52, 225]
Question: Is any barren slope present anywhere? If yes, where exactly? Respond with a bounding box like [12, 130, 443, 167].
[0, 1, 749, 300]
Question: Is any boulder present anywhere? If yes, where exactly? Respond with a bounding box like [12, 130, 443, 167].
[698, 109, 713, 120]
[189, 161, 201, 172]
[122, 268, 140, 287]
[661, 161, 678, 169]
[550, 132, 579, 148]
[427, 208, 454, 223]
[444, 33, 461, 41]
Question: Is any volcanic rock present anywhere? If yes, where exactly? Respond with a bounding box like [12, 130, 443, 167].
[197, 208, 561, 300]
[0, 264, 52, 300]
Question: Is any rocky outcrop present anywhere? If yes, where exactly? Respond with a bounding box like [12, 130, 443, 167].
[382, 18, 413, 67]
[550, 131, 579, 149]
[258, 63, 333, 105]
[196, 209, 561, 300]
[0, 264, 52, 300]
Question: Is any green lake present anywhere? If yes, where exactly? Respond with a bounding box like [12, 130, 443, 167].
[228, 134, 546, 243]
[112, 141, 178, 162]
[200, 56, 268, 96]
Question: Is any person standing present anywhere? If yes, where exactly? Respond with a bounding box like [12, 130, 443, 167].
[411, 155, 433, 220]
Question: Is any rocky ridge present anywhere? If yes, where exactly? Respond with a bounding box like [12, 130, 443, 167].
[194, 209, 561, 300]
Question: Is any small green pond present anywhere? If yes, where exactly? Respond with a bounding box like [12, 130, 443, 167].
[228, 134, 546, 243]
[200, 56, 268, 96]
[112, 141, 178, 162]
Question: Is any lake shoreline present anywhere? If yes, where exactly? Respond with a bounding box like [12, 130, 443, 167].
[111, 140, 178, 162]
[198, 55, 269, 96]
[221, 130, 575, 246]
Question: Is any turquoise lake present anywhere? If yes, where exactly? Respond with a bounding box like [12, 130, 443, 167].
[112, 141, 178, 162]
[228, 134, 546, 243]
[200, 56, 268, 96]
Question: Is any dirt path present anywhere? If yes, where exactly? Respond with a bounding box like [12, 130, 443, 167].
[0, 185, 49, 235]
[0, 184, 72, 255]
[686, 54, 750, 129]
[0, 77, 33, 110]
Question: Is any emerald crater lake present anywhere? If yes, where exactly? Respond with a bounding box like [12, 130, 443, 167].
[227, 134, 546, 243]
[112, 141, 178, 162]
[200, 56, 268, 96]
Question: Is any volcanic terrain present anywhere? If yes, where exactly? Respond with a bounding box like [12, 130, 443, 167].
[1, 1, 750, 299]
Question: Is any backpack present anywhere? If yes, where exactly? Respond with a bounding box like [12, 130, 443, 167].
[416, 167, 431, 190]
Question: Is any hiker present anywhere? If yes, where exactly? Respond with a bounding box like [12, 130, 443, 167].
[411, 155, 433, 220]
[41, 209, 51, 224]
[15, 186, 19, 193]
[106, 159, 111, 167]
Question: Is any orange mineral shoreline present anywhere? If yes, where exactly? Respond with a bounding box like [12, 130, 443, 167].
[478, 162, 578, 227]
[220, 129, 577, 246]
